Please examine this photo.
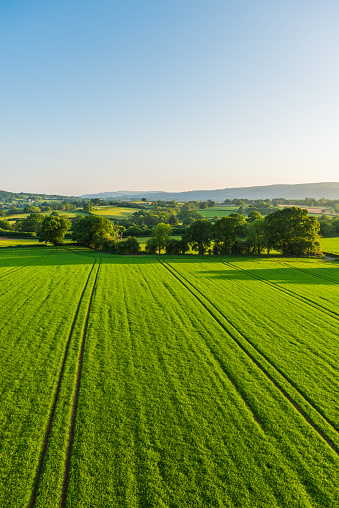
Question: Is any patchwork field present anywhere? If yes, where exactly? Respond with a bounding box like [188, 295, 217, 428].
[0, 247, 339, 507]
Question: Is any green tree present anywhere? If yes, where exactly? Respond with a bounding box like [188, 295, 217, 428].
[117, 236, 140, 255]
[72, 215, 118, 249]
[265, 207, 321, 256]
[7, 206, 20, 215]
[0, 219, 12, 230]
[83, 202, 93, 212]
[165, 238, 189, 255]
[245, 218, 267, 255]
[39, 216, 71, 245]
[149, 223, 172, 254]
[213, 215, 246, 254]
[16, 213, 44, 233]
[247, 210, 262, 223]
[186, 220, 213, 255]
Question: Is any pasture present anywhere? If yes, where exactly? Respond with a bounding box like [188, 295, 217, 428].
[199, 205, 238, 219]
[92, 205, 141, 219]
[321, 236, 339, 256]
[0, 247, 339, 507]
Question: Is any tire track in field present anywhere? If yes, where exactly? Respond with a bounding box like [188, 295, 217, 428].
[28, 259, 97, 508]
[222, 260, 339, 323]
[139, 263, 262, 428]
[157, 259, 339, 456]
[279, 260, 339, 285]
[60, 259, 101, 508]
[0, 250, 56, 281]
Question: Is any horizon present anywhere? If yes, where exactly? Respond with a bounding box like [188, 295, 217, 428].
[3, 180, 339, 199]
[1, 1, 339, 195]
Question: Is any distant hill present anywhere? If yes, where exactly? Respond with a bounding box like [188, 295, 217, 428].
[81, 182, 339, 202]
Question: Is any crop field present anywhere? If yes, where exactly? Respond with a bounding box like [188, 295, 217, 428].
[92, 206, 141, 219]
[321, 236, 339, 256]
[1, 248, 339, 507]
[199, 206, 238, 219]
[0, 237, 40, 247]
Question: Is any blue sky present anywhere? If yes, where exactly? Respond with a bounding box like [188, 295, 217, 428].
[1, 0, 338, 196]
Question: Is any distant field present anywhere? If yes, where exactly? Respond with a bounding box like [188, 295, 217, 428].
[0, 237, 40, 247]
[0, 237, 73, 247]
[6, 210, 89, 223]
[199, 206, 239, 219]
[92, 206, 141, 219]
[1, 247, 339, 506]
[321, 236, 339, 255]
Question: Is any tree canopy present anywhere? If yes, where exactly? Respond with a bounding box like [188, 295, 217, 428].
[72, 215, 118, 249]
[39, 216, 71, 245]
[265, 207, 320, 256]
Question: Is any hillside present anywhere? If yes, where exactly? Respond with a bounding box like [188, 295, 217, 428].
[81, 182, 339, 201]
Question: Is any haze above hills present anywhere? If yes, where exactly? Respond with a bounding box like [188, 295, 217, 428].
[81, 182, 339, 202]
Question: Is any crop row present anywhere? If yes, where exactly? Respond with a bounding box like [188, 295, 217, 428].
[163, 258, 339, 432]
[0, 251, 97, 507]
[61, 257, 339, 507]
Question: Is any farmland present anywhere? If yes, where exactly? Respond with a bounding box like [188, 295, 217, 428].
[1, 248, 339, 506]
[321, 236, 339, 256]
[92, 206, 142, 219]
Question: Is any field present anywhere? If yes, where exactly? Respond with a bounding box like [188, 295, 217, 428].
[92, 205, 141, 219]
[199, 205, 239, 219]
[321, 236, 339, 255]
[1, 247, 339, 506]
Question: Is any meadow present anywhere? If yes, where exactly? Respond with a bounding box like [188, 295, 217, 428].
[92, 205, 142, 219]
[321, 236, 339, 256]
[199, 205, 239, 219]
[0, 247, 339, 507]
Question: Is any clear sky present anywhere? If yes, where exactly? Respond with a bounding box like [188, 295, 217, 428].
[1, 0, 338, 196]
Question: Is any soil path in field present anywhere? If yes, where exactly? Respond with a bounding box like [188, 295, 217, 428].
[28, 259, 97, 508]
[60, 259, 101, 507]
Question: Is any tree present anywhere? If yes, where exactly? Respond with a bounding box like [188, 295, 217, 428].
[0, 219, 12, 230]
[265, 207, 321, 256]
[213, 215, 246, 254]
[83, 202, 93, 212]
[247, 210, 262, 223]
[149, 223, 172, 254]
[168, 214, 178, 226]
[245, 218, 267, 255]
[116, 236, 140, 255]
[166, 238, 189, 255]
[7, 207, 20, 215]
[39, 216, 71, 245]
[72, 215, 118, 249]
[186, 220, 213, 255]
[16, 213, 44, 233]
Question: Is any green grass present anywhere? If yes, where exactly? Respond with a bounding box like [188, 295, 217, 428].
[1, 248, 339, 506]
[92, 205, 141, 219]
[321, 236, 339, 255]
[0, 237, 73, 248]
[199, 205, 239, 219]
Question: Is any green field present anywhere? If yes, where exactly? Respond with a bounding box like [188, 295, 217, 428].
[92, 205, 141, 219]
[1, 247, 339, 506]
[321, 236, 339, 255]
[199, 205, 239, 219]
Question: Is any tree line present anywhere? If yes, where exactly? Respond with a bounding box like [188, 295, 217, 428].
[0, 205, 323, 256]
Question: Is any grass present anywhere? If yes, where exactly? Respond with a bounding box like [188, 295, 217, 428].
[321, 236, 339, 255]
[1, 248, 339, 506]
[199, 205, 239, 219]
[92, 206, 141, 219]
